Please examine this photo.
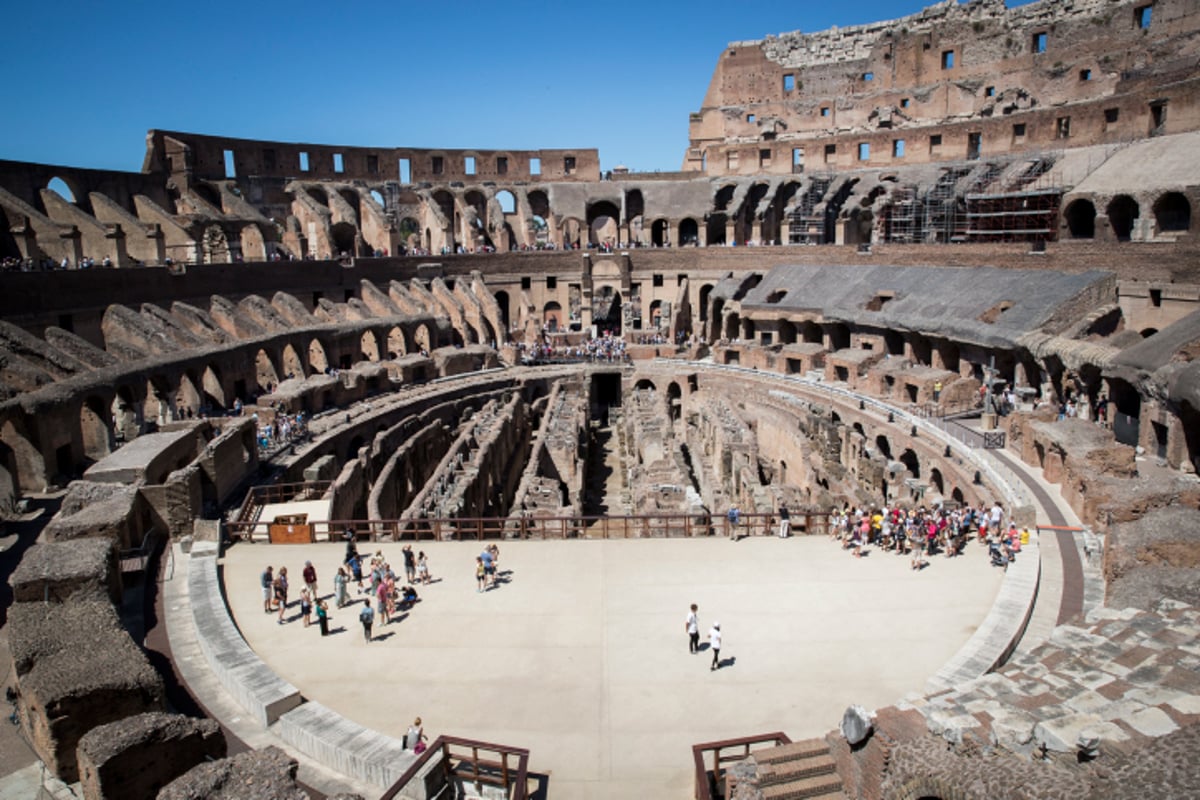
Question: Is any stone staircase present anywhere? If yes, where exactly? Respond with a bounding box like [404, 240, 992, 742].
[727, 738, 845, 800]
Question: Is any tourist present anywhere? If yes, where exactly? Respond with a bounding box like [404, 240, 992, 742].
[405, 717, 427, 752]
[777, 505, 790, 538]
[261, 565, 274, 613]
[399, 584, 419, 610]
[417, 551, 430, 584]
[274, 567, 289, 624]
[348, 553, 364, 591]
[359, 602, 375, 642]
[727, 505, 740, 539]
[377, 578, 391, 625]
[709, 622, 722, 671]
[403, 545, 416, 583]
[316, 598, 329, 636]
[686, 604, 700, 654]
[334, 566, 349, 608]
[300, 588, 312, 627]
[910, 524, 926, 571]
[475, 556, 486, 593]
[303, 560, 318, 598]
[480, 547, 495, 588]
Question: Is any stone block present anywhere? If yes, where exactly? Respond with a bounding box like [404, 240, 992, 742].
[156, 745, 309, 800]
[1033, 712, 1104, 753]
[1124, 706, 1180, 737]
[9, 600, 165, 781]
[77, 712, 225, 800]
[9, 538, 120, 606]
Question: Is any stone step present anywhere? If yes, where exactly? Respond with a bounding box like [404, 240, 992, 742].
[760, 772, 844, 800]
[758, 753, 836, 786]
[756, 739, 830, 765]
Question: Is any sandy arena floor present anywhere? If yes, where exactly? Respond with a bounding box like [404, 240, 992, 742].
[223, 535, 1004, 799]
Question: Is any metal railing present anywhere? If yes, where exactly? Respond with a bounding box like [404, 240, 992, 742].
[226, 509, 831, 543]
[234, 480, 333, 526]
[692, 731, 792, 800]
[379, 735, 530, 800]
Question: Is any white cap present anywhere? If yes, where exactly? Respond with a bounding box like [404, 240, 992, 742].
[713, 621, 720, 629]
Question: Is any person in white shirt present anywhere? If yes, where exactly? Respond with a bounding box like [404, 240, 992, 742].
[686, 604, 700, 654]
[709, 622, 722, 671]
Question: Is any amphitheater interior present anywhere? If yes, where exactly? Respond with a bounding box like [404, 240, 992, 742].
[3, 0, 1200, 798]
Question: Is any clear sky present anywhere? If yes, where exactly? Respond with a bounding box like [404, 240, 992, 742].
[1, 0, 1037, 174]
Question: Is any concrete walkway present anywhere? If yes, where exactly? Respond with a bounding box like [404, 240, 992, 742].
[225, 536, 1004, 800]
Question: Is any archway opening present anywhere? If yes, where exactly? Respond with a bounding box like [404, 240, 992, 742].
[308, 339, 329, 373]
[282, 344, 305, 380]
[80, 396, 113, 464]
[1154, 192, 1191, 233]
[361, 330, 380, 362]
[1064, 199, 1096, 239]
[255, 349, 279, 393]
[651, 219, 669, 247]
[899, 448, 921, 479]
[201, 366, 225, 411]
[387, 327, 408, 359]
[1107, 195, 1139, 241]
[678, 218, 699, 246]
[47, 176, 76, 204]
[330, 222, 358, 256]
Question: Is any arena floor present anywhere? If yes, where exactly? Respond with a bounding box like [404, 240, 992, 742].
[223, 535, 1005, 800]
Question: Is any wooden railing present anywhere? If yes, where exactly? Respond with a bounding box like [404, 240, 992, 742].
[234, 480, 333, 526]
[378, 735, 530, 800]
[692, 731, 792, 800]
[227, 508, 832, 543]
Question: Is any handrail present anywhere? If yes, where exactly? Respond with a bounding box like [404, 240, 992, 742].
[226, 509, 833, 542]
[692, 731, 792, 800]
[378, 735, 530, 800]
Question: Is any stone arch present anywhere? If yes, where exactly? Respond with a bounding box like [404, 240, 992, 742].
[369, 190, 386, 210]
[308, 339, 329, 373]
[1154, 191, 1191, 232]
[527, 189, 550, 219]
[112, 386, 140, 441]
[145, 376, 173, 426]
[651, 219, 669, 247]
[699, 284, 715, 323]
[0, 417, 44, 493]
[900, 447, 921, 479]
[723, 311, 740, 340]
[493, 291, 511, 333]
[586, 200, 620, 246]
[282, 343, 305, 379]
[709, 297, 725, 342]
[649, 300, 663, 329]
[1107, 195, 1139, 241]
[714, 184, 736, 211]
[398, 217, 421, 251]
[413, 323, 433, 354]
[254, 349, 279, 393]
[678, 218, 699, 246]
[951, 486, 965, 506]
[46, 176, 78, 205]
[740, 317, 756, 341]
[1064, 199, 1096, 239]
[177, 372, 201, 417]
[201, 365, 226, 411]
[706, 214, 727, 246]
[543, 301, 562, 332]
[634, 379, 657, 392]
[361, 330, 380, 362]
[337, 189, 361, 225]
[496, 190, 516, 214]
[875, 435, 893, 460]
[778, 320, 797, 344]
[929, 467, 945, 497]
[239, 224, 267, 261]
[561, 217, 582, 248]
[308, 186, 330, 207]
[386, 327, 408, 359]
[330, 222, 358, 256]
[193, 183, 223, 210]
[80, 395, 114, 463]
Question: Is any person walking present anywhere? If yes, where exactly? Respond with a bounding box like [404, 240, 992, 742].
[777, 505, 790, 538]
[316, 598, 329, 636]
[686, 604, 700, 654]
[302, 560, 318, 598]
[359, 602, 375, 642]
[709, 622, 722, 671]
[727, 506, 740, 540]
[475, 556, 487, 593]
[417, 551, 430, 585]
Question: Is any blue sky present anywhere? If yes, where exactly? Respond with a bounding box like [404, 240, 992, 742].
[1, 0, 1037, 174]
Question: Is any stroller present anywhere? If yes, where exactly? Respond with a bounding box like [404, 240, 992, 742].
[989, 539, 1009, 567]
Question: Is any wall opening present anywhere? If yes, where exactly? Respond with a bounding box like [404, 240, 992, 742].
[1065, 199, 1096, 239]
[223, 150, 236, 178]
[1107, 195, 1140, 241]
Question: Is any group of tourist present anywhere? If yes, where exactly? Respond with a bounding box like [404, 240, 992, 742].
[826, 501, 1029, 571]
[516, 332, 630, 364]
[255, 410, 309, 455]
[475, 544, 501, 592]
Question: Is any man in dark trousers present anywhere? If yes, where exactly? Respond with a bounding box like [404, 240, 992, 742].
[686, 604, 700, 654]
[359, 603, 375, 642]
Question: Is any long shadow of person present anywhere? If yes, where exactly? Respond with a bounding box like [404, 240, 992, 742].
[716, 656, 737, 670]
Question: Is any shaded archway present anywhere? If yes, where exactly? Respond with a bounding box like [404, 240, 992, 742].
[282, 344, 305, 380]
[678, 218, 699, 246]
[543, 301, 563, 332]
[699, 284, 715, 323]
[240, 224, 267, 261]
[706, 214, 727, 246]
[413, 323, 433, 354]
[586, 200, 621, 247]
[330, 222, 358, 256]
[1064, 199, 1096, 239]
[594, 287, 622, 333]
[493, 291, 511, 333]
[46, 176, 78, 204]
[1, 418, 44, 492]
[899, 448, 921, 479]
[875, 435, 893, 461]
[177, 373, 201, 417]
[80, 396, 113, 464]
[1107, 195, 1139, 241]
[201, 365, 226, 411]
[651, 219, 669, 247]
[1154, 192, 1191, 232]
